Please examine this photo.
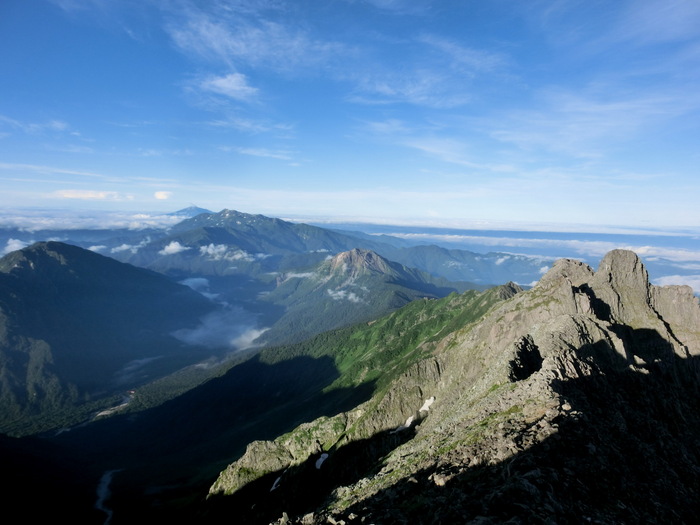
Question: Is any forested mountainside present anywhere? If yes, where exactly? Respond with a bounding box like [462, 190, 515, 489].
[0, 241, 216, 435]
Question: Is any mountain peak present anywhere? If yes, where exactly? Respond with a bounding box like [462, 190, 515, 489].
[0, 241, 85, 276]
[593, 248, 649, 294]
[329, 248, 393, 277]
[168, 206, 213, 218]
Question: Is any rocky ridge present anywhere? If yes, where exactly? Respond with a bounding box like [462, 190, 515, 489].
[207, 250, 700, 524]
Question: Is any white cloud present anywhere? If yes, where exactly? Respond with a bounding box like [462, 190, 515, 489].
[111, 238, 151, 254]
[167, 8, 344, 73]
[199, 243, 268, 261]
[386, 232, 700, 264]
[88, 245, 107, 252]
[653, 274, 700, 293]
[327, 288, 363, 303]
[612, 0, 700, 46]
[0, 210, 183, 232]
[179, 276, 219, 300]
[154, 191, 173, 200]
[492, 92, 664, 158]
[0, 115, 70, 134]
[199, 73, 259, 102]
[284, 272, 314, 279]
[159, 241, 191, 255]
[230, 327, 270, 350]
[2, 238, 30, 255]
[172, 307, 268, 350]
[53, 189, 131, 201]
[222, 146, 294, 160]
[418, 34, 506, 73]
[180, 277, 210, 292]
[199, 243, 229, 259]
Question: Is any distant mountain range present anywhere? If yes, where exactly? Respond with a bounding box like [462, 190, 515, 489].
[1, 208, 553, 286]
[0, 209, 557, 436]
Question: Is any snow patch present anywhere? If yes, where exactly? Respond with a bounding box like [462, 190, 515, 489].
[419, 396, 436, 412]
[392, 397, 435, 433]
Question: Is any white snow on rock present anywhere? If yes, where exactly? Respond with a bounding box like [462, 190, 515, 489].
[391, 397, 435, 433]
[419, 396, 436, 412]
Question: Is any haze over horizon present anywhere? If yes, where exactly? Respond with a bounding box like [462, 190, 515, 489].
[1, 0, 699, 230]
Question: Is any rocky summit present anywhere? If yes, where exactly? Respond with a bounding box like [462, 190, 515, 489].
[206, 250, 700, 524]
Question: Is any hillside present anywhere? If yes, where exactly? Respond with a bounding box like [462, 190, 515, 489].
[205, 250, 700, 524]
[41, 280, 516, 523]
[257, 248, 477, 345]
[0, 241, 217, 435]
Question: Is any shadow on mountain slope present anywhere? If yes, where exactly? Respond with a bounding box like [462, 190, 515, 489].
[203, 426, 420, 524]
[45, 354, 376, 524]
[210, 327, 700, 524]
[332, 328, 700, 524]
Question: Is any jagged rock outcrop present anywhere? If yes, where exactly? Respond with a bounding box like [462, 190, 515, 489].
[207, 250, 700, 524]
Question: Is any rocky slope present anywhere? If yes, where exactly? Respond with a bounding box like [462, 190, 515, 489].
[206, 250, 700, 524]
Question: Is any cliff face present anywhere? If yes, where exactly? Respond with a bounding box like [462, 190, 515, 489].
[207, 250, 700, 524]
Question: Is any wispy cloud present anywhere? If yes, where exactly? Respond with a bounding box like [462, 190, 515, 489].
[608, 0, 700, 47]
[199, 243, 269, 262]
[418, 34, 507, 74]
[351, 69, 472, 108]
[327, 288, 363, 303]
[0, 115, 70, 135]
[52, 189, 132, 201]
[653, 274, 700, 292]
[0, 162, 112, 180]
[166, 5, 344, 72]
[0, 210, 183, 231]
[199, 72, 259, 102]
[490, 87, 700, 158]
[220, 146, 294, 161]
[207, 117, 294, 135]
[172, 306, 268, 350]
[1, 238, 30, 256]
[388, 231, 700, 264]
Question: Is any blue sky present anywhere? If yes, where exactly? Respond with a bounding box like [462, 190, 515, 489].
[1, 0, 699, 230]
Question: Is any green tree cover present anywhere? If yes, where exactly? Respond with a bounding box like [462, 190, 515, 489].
[260, 285, 516, 393]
